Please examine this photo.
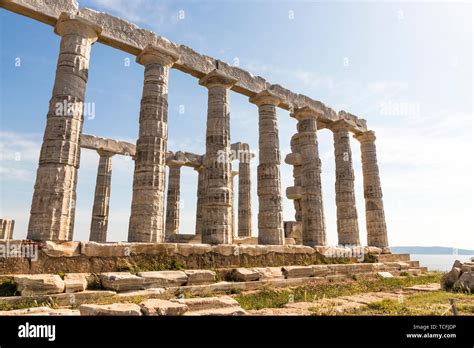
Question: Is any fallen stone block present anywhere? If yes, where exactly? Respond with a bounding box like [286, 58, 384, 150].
[253, 267, 284, 280]
[454, 271, 474, 292]
[64, 273, 88, 293]
[41, 241, 81, 257]
[230, 268, 260, 282]
[377, 272, 394, 278]
[79, 303, 142, 316]
[138, 271, 188, 288]
[0, 306, 79, 316]
[117, 288, 165, 298]
[185, 307, 246, 316]
[461, 263, 474, 273]
[14, 274, 65, 296]
[171, 296, 240, 312]
[407, 268, 421, 276]
[100, 272, 145, 292]
[282, 266, 314, 279]
[311, 265, 329, 277]
[184, 270, 216, 285]
[140, 299, 188, 316]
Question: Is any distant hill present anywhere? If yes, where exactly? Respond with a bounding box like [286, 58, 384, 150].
[391, 246, 474, 255]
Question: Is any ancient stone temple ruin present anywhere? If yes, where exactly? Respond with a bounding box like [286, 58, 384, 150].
[0, 1, 432, 318]
[0, 0, 389, 251]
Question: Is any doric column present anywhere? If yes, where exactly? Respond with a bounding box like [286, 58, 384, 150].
[230, 170, 238, 238]
[331, 121, 360, 246]
[89, 150, 113, 242]
[194, 165, 205, 237]
[128, 45, 179, 242]
[249, 90, 285, 245]
[237, 144, 253, 237]
[354, 131, 388, 248]
[199, 70, 237, 245]
[165, 164, 181, 241]
[292, 107, 326, 246]
[286, 134, 303, 222]
[0, 219, 15, 240]
[27, 13, 101, 241]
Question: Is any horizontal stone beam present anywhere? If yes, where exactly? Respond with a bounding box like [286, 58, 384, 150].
[80, 134, 135, 156]
[80, 134, 203, 168]
[166, 151, 203, 169]
[0, 0, 368, 134]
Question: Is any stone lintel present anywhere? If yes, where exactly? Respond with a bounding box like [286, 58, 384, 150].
[80, 134, 135, 157]
[0, 0, 79, 26]
[199, 69, 238, 89]
[249, 89, 282, 106]
[0, 1, 368, 132]
[327, 119, 354, 133]
[136, 44, 179, 67]
[166, 151, 203, 168]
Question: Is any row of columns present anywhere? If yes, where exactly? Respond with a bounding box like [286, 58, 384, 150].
[286, 107, 388, 248]
[26, 13, 388, 248]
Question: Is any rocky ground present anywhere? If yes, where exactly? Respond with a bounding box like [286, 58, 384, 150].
[1, 256, 472, 316]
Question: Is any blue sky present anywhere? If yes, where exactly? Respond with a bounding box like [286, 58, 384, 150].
[0, 0, 472, 248]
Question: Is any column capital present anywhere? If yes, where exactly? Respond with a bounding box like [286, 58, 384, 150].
[329, 120, 353, 133]
[54, 12, 102, 40]
[354, 130, 376, 143]
[231, 170, 239, 178]
[291, 106, 325, 121]
[249, 89, 282, 107]
[97, 149, 115, 158]
[199, 69, 237, 89]
[136, 44, 180, 67]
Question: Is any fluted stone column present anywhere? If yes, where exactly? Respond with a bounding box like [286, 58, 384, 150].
[194, 166, 205, 237]
[293, 107, 326, 246]
[230, 170, 238, 238]
[27, 13, 101, 241]
[250, 90, 285, 245]
[89, 150, 113, 242]
[128, 45, 179, 242]
[354, 131, 388, 248]
[165, 164, 181, 241]
[199, 70, 237, 244]
[290, 134, 303, 222]
[237, 144, 252, 237]
[332, 121, 360, 246]
[0, 219, 15, 240]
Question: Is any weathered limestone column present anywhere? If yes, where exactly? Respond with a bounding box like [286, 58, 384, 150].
[292, 107, 326, 246]
[230, 170, 238, 238]
[194, 165, 205, 237]
[331, 121, 360, 246]
[128, 45, 179, 243]
[199, 70, 237, 244]
[89, 150, 113, 242]
[165, 164, 181, 241]
[0, 219, 15, 240]
[237, 144, 252, 237]
[354, 131, 388, 248]
[28, 13, 101, 241]
[250, 90, 285, 245]
[286, 134, 303, 222]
